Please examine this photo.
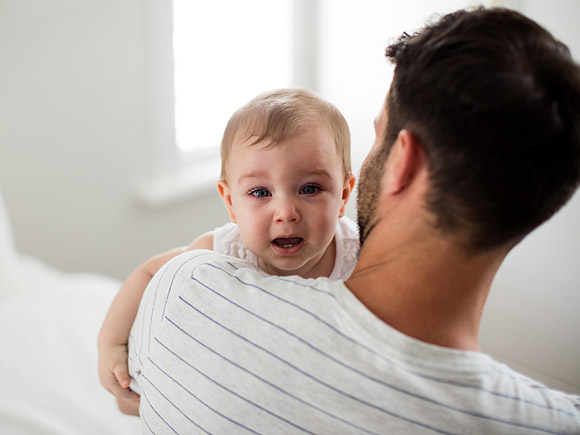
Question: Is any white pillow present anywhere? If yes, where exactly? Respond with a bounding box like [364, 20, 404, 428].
[0, 188, 15, 275]
[0, 188, 71, 299]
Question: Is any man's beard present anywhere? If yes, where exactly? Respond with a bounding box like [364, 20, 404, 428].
[356, 151, 386, 248]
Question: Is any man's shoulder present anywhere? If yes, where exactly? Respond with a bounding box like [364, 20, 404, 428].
[137, 249, 345, 345]
[158, 250, 346, 313]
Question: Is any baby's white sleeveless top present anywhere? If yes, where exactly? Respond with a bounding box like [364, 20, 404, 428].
[212, 216, 359, 280]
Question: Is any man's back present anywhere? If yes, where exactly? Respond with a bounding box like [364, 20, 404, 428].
[129, 251, 580, 434]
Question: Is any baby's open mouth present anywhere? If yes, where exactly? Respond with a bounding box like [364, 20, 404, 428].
[272, 237, 304, 249]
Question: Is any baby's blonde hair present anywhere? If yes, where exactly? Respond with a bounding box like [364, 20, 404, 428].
[220, 88, 351, 181]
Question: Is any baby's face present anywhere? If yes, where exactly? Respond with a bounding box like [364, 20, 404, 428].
[219, 126, 353, 278]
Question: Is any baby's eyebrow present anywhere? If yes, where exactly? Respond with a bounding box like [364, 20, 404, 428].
[239, 169, 333, 181]
[305, 169, 333, 179]
[238, 171, 268, 182]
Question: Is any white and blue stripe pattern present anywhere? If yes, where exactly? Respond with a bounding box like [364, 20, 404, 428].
[128, 250, 580, 434]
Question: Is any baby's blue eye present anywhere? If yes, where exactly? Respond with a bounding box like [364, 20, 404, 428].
[300, 185, 320, 195]
[251, 188, 271, 198]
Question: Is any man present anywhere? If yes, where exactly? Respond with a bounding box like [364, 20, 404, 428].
[128, 7, 580, 433]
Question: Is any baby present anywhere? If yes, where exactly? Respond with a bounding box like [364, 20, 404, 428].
[97, 88, 358, 412]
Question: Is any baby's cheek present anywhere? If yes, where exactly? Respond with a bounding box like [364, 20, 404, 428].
[236, 218, 262, 245]
[317, 213, 339, 238]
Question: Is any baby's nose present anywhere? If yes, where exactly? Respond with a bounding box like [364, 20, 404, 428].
[273, 199, 300, 223]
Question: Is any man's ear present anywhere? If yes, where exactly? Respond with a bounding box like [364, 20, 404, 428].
[217, 180, 237, 223]
[386, 129, 423, 195]
[338, 173, 356, 218]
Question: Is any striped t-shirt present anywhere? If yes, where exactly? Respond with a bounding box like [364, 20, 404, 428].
[128, 251, 580, 434]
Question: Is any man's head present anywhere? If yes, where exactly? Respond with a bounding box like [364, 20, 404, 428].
[220, 88, 351, 182]
[358, 7, 580, 252]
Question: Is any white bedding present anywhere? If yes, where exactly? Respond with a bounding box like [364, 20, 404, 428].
[0, 191, 140, 434]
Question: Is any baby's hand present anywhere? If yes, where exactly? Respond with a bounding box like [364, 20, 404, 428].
[98, 343, 140, 405]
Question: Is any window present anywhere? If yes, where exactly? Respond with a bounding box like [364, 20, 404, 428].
[139, 0, 317, 206]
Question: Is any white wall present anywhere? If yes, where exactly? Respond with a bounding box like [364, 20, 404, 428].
[0, 0, 578, 392]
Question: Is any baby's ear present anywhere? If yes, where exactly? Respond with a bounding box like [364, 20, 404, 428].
[338, 173, 356, 218]
[217, 180, 237, 223]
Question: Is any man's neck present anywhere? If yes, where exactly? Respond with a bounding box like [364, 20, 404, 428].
[345, 223, 508, 351]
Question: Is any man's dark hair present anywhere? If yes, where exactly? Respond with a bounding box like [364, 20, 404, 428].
[384, 7, 580, 251]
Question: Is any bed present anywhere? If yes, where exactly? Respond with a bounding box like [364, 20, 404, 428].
[0, 190, 140, 434]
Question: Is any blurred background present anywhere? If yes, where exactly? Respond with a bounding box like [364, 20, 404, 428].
[1, 0, 579, 393]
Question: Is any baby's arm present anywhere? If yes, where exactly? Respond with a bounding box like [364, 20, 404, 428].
[97, 232, 214, 411]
